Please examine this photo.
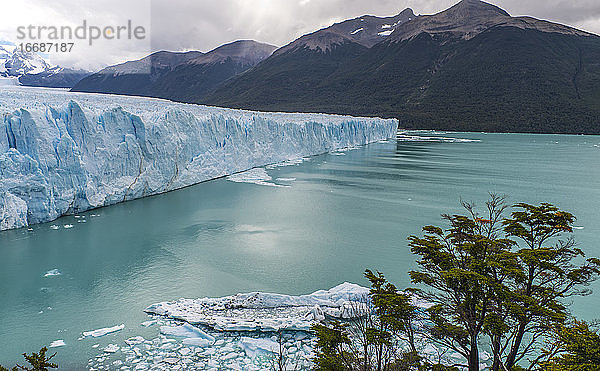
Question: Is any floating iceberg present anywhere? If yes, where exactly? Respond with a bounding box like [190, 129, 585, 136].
[141, 320, 157, 327]
[82, 324, 124, 338]
[124, 336, 145, 346]
[145, 282, 371, 332]
[227, 168, 287, 188]
[49, 340, 65, 348]
[0, 86, 397, 231]
[43, 269, 61, 277]
[103, 344, 120, 353]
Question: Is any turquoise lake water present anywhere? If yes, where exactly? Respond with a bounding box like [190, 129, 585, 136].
[1, 131, 599, 368]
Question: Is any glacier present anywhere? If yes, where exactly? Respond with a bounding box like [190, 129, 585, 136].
[0, 86, 398, 231]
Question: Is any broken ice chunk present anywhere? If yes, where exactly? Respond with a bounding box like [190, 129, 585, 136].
[160, 323, 215, 343]
[44, 269, 61, 277]
[103, 344, 119, 353]
[240, 337, 279, 357]
[124, 336, 145, 346]
[182, 338, 211, 347]
[82, 324, 124, 338]
[49, 340, 65, 348]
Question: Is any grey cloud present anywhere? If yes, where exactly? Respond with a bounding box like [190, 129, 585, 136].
[1, 0, 599, 71]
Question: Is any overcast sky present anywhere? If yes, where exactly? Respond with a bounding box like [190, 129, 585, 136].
[1, 0, 599, 71]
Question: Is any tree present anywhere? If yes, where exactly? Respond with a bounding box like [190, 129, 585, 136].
[541, 320, 600, 370]
[17, 348, 57, 371]
[312, 322, 353, 371]
[343, 293, 377, 370]
[407, 196, 600, 371]
[271, 330, 300, 371]
[312, 196, 599, 370]
[408, 195, 514, 371]
[1, 348, 58, 371]
[312, 270, 435, 371]
[499, 203, 600, 370]
[364, 269, 421, 371]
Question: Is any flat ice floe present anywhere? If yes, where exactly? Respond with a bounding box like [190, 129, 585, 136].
[43, 269, 61, 277]
[103, 344, 120, 353]
[265, 157, 310, 169]
[89, 326, 317, 370]
[397, 131, 480, 143]
[145, 283, 370, 332]
[0, 86, 397, 231]
[160, 323, 215, 343]
[82, 324, 125, 338]
[226, 167, 288, 188]
[49, 340, 65, 348]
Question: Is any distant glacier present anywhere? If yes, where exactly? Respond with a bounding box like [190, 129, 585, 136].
[0, 87, 397, 231]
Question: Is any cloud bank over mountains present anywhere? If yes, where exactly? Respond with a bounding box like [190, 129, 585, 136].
[1, 0, 599, 71]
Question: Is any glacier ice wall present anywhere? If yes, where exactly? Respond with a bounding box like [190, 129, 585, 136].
[0, 87, 398, 231]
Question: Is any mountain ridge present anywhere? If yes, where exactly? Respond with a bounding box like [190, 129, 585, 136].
[275, 8, 416, 54]
[389, 0, 591, 42]
[71, 40, 276, 100]
[202, 0, 600, 134]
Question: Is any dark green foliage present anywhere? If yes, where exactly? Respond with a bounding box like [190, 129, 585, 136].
[365, 270, 418, 337]
[542, 321, 600, 370]
[407, 196, 600, 370]
[204, 28, 600, 134]
[498, 204, 600, 370]
[307, 199, 600, 371]
[18, 347, 58, 371]
[312, 322, 353, 371]
[312, 270, 429, 370]
[204, 40, 368, 112]
[312, 196, 599, 370]
[364, 269, 422, 370]
[1, 348, 58, 371]
[408, 195, 514, 371]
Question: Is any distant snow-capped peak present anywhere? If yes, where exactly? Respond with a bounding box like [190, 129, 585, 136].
[0, 46, 54, 77]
